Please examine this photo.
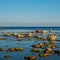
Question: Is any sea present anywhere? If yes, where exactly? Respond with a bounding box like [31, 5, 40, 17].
[0, 27, 60, 60]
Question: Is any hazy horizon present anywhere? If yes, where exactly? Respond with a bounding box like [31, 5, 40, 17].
[0, 0, 60, 27]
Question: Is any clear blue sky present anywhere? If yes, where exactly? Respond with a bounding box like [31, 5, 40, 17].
[0, 0, 60, 26]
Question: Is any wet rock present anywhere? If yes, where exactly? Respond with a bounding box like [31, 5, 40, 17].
[27, 32, 33, 38]
[6, 48, 24, 52]
[47, 35, 57, 41]
[45, 48, 53, 53]
[24, 56, 37, 60]
[12, 33, 17, 37]
[35, 30, 47, 34]
[0, 48, 4, 51]
[39, 53, 51, 57]
[3, 32, 12, 37]
[4, 55, 12, 58]
[0, 38, 5, 40]
[15, 48, 24, 51]
[54, 50, 60, 55]
[32, 43, 42, 48]
[35, 30, 40, 33]
[17, 34, 24, 38]
[40, 30, 47, 34]
[35, 36, 41, 39]
[31, 48, 41, 53]
[49, 29, 53, 32]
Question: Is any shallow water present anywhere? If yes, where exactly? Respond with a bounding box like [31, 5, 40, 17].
[0, 29, 60, 60]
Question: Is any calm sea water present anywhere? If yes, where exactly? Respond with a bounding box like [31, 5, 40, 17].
[0, 27, 60, 30]
[0, 27, 60, 60]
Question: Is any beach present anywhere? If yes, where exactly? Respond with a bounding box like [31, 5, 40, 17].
[0, 27, 60, 60]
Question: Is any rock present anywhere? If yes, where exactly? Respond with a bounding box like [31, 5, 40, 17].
[40, 30, 47, 34]
[35, 36, 41, 39]
[0, 38, 5, 40]
[47, 35, 57, 41]
[13, 33, 17, 37]
[4, 55, 12, 58]
[35, 30, 40, 33]
[0, 48, 4, 51]
[24, 56, 37, 60]
[28, 33, 33, 37]
[39, 53, 51, 57]
[15, 48, 24, 51]
[6, 48, 15, 52]
[31, 48, 41, 53]
[49, 29, 53, 32]
[17, 34, 24, 38]
[7, 48, 24, 52]
[32, 44, 42, 48]
[54, 50, 60, 55]
[45, 48, 53, 53]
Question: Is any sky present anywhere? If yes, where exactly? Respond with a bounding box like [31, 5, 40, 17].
[0, 0, 60, 27]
